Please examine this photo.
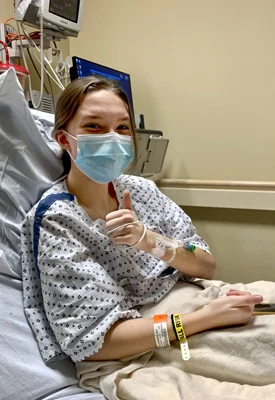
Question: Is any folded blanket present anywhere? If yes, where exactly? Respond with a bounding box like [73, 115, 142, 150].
[76, 280, 275, 400]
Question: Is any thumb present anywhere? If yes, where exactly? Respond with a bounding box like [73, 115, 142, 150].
[123, 190, 133, 210]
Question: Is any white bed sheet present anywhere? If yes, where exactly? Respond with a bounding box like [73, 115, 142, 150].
[0, 256, 105, 400]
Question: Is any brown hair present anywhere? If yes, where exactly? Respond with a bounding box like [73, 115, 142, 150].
[54, 75, 137, 174]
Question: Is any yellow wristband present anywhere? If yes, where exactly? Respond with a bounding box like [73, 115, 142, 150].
[172, 313, 190, 361]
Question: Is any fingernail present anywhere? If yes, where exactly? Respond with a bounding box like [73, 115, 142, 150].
[254, 295, 263, 302]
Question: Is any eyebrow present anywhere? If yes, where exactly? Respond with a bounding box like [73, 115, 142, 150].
[81, 115, 130, 123]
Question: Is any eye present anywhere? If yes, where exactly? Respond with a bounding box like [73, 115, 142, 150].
[116, 125, 130, 134]
[84, 123, 103, 132]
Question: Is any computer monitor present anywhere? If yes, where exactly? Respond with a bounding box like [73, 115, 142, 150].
[70, 56, 135, 115]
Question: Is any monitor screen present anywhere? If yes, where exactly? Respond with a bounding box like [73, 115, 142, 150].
[49, 0, 80, 23]
[71, 57, 135, 114]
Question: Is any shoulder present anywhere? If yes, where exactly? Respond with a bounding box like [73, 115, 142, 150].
[24, 179, 75, 221]
[39, 178, 71, 201]
[116, 175, 157, 193]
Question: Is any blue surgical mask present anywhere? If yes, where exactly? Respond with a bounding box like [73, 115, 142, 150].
[64, 131, 134, 183]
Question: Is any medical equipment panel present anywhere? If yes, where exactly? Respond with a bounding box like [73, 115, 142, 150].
[132, 129, 169, 177]
[14, 0, 84, 39]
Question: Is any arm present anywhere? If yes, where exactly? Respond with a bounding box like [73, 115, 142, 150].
[87, 307, 211, 361]
[35, 211, 142, 362]
[35, 211, 214, 362]
[137, 230, 216, 280]
[31, 205, 262, 363]
[87, 292, 263, 361]
[106, 188, 216, 280]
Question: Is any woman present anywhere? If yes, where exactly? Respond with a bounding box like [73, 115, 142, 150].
[21, 76, 263, 366]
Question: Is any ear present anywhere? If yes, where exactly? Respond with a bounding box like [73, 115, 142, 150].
[55, 130, 71, 151]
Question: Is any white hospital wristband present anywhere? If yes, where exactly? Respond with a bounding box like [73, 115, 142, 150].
[153, 314, 170, 348]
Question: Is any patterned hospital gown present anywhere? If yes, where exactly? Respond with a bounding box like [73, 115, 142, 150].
[21, 175, 210, 363]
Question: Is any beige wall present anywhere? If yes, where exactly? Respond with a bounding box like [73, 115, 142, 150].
[3, 1, 274, 283]
[1, 0, 70, 94]
[185, 206, 275, 283]
[69, 0, 275, 283]
[70, 0, 275, 181]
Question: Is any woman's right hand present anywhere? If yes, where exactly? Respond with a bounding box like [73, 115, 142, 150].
[201, 290, 263, 330]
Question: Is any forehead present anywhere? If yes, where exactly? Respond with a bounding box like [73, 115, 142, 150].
[76, 89, 129, 120]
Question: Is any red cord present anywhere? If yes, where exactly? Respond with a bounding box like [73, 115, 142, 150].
[4, 17, 14, 24]
[0, 40, 9, 63]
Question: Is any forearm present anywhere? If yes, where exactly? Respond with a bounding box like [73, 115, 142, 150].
[86, 317, 172, 361]
[165, 247, 216, 280]
[85, 309, 213, 361]
[137, 230, 216, 280]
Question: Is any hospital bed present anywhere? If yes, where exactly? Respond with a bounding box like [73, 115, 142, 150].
[2, 66, 275, 400]
[0, 68, 105, 400]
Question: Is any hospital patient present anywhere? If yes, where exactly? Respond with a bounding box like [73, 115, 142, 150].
[21, 76, 263, 366]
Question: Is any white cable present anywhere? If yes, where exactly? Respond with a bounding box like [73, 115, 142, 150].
[19, 2, 44, 109]
[55, 60, 70, 86]
[128, 224, 147, 248]
[108, 221, 142, 235]
[43, 56, 65, 89]
[20, 22, 65, 90]
[108, 221, 147, 249]
[32, 51, 64, 90]
[37, 0, 44, 107]
[21, 23, 65, 90]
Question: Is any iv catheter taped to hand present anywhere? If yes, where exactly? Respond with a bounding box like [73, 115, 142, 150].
[150, 235, 197, 261]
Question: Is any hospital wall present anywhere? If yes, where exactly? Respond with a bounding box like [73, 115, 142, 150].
[70, 0, 275, 283]
[1, 0, 70, 94]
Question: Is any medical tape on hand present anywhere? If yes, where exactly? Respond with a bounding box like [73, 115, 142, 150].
[165, 243, 178, 264]
[153, 314, 170, 348]
[172, 313, 190, 361]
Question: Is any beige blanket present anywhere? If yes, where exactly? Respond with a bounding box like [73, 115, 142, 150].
[76, 279, 275, 399]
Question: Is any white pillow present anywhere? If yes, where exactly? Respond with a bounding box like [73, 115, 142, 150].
[0, 68, 63, 277]
[30, 108, 61, 154]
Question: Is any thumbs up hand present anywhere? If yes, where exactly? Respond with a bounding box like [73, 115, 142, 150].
[106, 190, 147, 248]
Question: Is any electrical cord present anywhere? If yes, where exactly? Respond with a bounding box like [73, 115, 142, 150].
[16, 0, 45, 109]
[26, 47, 49, 94]
[1, 19, 39, 53]
[32, 50, 64, 90]
[4, 17, 14, 24]
[55, 59, 70, 86]
[0, 40, 9, 62]
[20, 23, 64, 90]
[52, 40, 70, 87]
[45, 64, 56, 112]
[1, 23, 16, 50]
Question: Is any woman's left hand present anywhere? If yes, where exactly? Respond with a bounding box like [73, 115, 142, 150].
[226, 289, 256, 313]
[106, 190, 147, 247]
[226, 289, 252, 297]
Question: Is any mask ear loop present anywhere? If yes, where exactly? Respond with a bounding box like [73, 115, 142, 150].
[62, 130, 77, 141]
[61, 130, 77, 159]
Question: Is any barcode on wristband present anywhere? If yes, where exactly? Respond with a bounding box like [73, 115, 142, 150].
[153, 314, 171, 348]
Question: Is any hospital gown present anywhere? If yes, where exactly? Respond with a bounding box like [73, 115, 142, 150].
[21, 175, 210, 363]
